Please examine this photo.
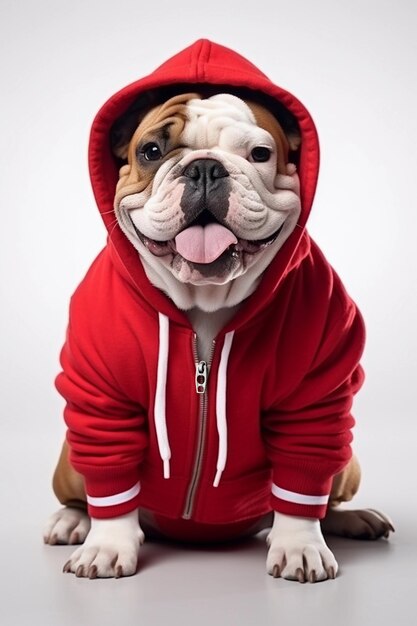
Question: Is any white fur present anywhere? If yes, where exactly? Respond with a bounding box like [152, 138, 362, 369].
[266, 512, 338, 583]
[62, 510, 144, 578]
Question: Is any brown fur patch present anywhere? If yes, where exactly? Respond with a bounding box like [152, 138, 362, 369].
[246, 101, 292, 175]
[114, 93, 200, 207]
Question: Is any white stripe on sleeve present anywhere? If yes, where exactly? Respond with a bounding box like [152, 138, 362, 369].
[272, 483, 329, 506]
[86, 481, 141, 507]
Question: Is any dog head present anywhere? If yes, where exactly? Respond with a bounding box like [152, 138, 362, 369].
[112, 92, 301, 305]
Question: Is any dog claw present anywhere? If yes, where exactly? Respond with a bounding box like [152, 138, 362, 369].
[366, 509, 395, 534]
[327, 566, 336, 580]
[296, 568, 305, 583]
[88, 565, 98, 580]
[115, 565, 123, 579]
[272, 564, 280, 578]
[308, 570, 317, 584]
[63, 560, 72, 574]
[75, 565, 85, 578]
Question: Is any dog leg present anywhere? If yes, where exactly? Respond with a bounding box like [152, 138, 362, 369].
[266, 512, 338, 583]
[62, 510, 145, 579]
[265, 456, 363, 583]
[47, 442, 144, 577]
[44, 442, 144, 578]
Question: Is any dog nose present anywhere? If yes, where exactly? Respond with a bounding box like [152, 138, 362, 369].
[182, 159, 229, 184]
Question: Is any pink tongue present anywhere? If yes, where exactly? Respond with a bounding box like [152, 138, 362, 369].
[175, 223, 238, 264]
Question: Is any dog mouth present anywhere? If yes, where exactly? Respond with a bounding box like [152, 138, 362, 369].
[130, 211, 284, 265]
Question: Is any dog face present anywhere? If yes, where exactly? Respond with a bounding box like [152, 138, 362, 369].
[113, 93, 301, 287]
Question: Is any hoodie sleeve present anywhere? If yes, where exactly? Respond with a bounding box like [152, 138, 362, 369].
[263, 281, 365, 520]
[55, 255, 149, 519]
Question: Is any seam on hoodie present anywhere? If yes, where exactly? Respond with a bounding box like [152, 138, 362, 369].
[190, 39, 204, 81]
[192, 39, 211, 81]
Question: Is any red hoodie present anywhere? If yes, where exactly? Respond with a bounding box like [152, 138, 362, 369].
[56, 39, 365, 527]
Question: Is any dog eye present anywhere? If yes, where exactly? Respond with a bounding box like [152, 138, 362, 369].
[250, 147, 272, 162]
[141, 142, 162, 161]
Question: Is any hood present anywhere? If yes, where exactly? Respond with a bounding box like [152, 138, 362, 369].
[88, 39, 319, 327]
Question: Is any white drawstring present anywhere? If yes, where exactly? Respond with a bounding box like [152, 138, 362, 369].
[213, 331, 235, 487]
[155, 313, 171, 479]
[154, 314, 234, 488]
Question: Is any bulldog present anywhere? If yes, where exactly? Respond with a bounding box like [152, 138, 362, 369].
[44, 91, 393, 583]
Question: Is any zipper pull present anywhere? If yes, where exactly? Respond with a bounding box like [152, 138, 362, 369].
[195, 361, 208, 394]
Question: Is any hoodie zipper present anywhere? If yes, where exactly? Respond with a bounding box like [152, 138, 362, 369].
[182, 335, 215, 520]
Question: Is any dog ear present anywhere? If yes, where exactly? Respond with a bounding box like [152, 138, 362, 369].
[286, 129, 301, 152]
[111, 109, 146, 160]
[110, 92, 159, 160]
[111, 118, 139, 160]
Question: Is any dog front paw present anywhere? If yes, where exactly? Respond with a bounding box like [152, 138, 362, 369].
[63, 510, 144, 579]
[266, 512, 338, 583]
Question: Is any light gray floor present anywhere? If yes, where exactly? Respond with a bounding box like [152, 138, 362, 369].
[2, 429, 416, 626]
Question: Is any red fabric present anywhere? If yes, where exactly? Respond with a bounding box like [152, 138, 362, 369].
[56, 40, 365, 523]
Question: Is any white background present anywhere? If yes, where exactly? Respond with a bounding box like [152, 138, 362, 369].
[0, 1, 416, 624]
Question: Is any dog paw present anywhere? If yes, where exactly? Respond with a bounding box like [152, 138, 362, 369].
[266, 512, 338, 583]
[62, 510, 144, 579]
[321, 507, 395, 540]
[43, 507, 91, 545]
